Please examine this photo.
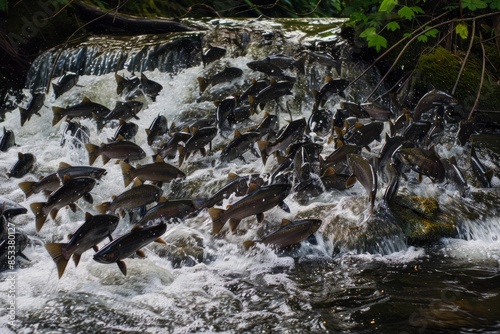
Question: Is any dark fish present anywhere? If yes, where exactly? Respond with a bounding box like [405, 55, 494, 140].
[52, 72, 79, 99]
[219, 130, 260, 164]
[137, 199, 198, 225]
[115, 73, 140, 96]
[390, 108, 411, 136]
[382, 163, 400, 207]
[441, 157, 469, 196]
[52, 97, 110, 126]
[347, 154, 377, 213]
[60, 120, 90, 148]
[423, 113, 445, 148]
[313, 76, 349, 108]
[96, 183, 162, 214]
[196, 173, 265, 209]
[93, 223, 167, 276]
[239, 79, 269, 104]
[139, 73, 163, 101]
[197, 67, 243, 93]
[343, 121, 383, 151]
[146, 115, 168, 146]
[228, 105, 252, 125]
[208, 183, 292, 234]
[110, 119, 138, 142]
[401, 121, 431, 145]
[7, 152, 35, 178]
[0, 197, 27, 220]
[247, 60, 295, 81]
[377, 134, 407, 182]
[305, 50, 342, 73]
[120, 156, 185, 187]
[30, 177, 97, 232]
[456, 119, 475, 146]
[202, 46, 226, 66]
[248, 80, 294, 113]
[19, 91, 45, 126]
[85, 139, 146, 165]
[266, 54, 299, 70]
[321, 167, 356, 191]
[308, 108, 333, 136]
[0, 127, 16, 152]
[178, 127, 217, 166]
[215, 96, 237, 131]
[245, 111, 278, 139]
[340, 101, 370, 118]
[44, 212, 119, 278]
[395, 146, 445, 183]
[18, 162, 106, 198]
[257, 118, 307, 165]
[243, 218, 322, 250]
[156, 131, 192, 160]
[361, 103, 392, 121]
[470, 146, 493, 188]
[321, 144, 361, 175]
[96, 101, 143, 129]
[413, 89, 458, 121]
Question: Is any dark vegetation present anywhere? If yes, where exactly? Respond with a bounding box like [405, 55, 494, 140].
[1, 0, 499, 112]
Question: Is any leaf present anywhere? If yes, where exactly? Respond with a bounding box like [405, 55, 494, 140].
[424, 28, 439, 38]
[411, 6, 425, 14]
[386, 21, 400, 32]
[398, 6, 416, 20]
[367, 34, 388, 52]
[490, 0, 500, 9]
[379, 0, 398, 12]
[456, 23, 468, 39]
[417, 35, 428, 43]
[461, 0, 487, 10]
[360, 27, 376, 38]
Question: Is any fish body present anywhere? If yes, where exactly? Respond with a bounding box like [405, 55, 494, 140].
[7, 152, 35, 178]
[395, 147, 446, 183]
[120, 158, 185, 187]
[239, 79, 269, 104]
[30, 177, 97, 231]
[52, 72, 78, 98]
[146, 115, 168, 145]
[441, 157, 469, 196]
[197, 67, 243, 93]
[470, 146, 493, 188]
[52, 97, 110, 126]
[137, 199, 197, 225]
[202, 46, 226, 66]
[0, 197, 27, 219]
[347, 154, 377, 213]
[208, 183, 292, 234]
[96, 184, 163, 214]
[156, 131, 191, 160]
[248, 80, 294, 112]
[85, 139, 146, 165]
[110, 119, 138, 142]
[178, 127, 217, 166]
[44, 212, 119, 278]
[0, 127, 16, 152]
[60, 120, 90, 148]
[321, 167, 355, 191]
[322, 144, 361, 175]
[343, 121, 383, 150]
[308, 108, 333, 136]
[314, 76, 349, 108]
[246, 60, 294, 81]
[93, 223, 167, 275]
[244, 218, 322, 250]
[413, 89, 458, 121]
[216, 96, 237, 131]
[257, 118, 306, 165]
[219, 131, 261, 164]
[19, 91, 45, 126]
[97, 101, 143, 128]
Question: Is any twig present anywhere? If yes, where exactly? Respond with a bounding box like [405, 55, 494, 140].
[468, 32, 485, 120]
[452, 19, 475, 96]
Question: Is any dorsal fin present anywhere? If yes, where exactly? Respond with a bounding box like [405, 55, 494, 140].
[119, 118, 126, 125]
[325, 74, 333, 82]
[131, 224, 143, 232]
[449, 156, 457, 165]
[227, 172, 239, 181]
[322, 166, 336, 177]
[116, 134, 125, 141]
[82, 96, 92, 103]
[191, 127, 199, 135]
[154, 155, 164, 163]
[85, 211, 93, 220]
[17, 152, 24, 159]
[280, 218, 292, 227]
[58, 162, 72, 170]
[247, 182, 260, 193]
[62, 175, 72, 184]
[234, 129, 241, 138]
[132, 178, 143, 187]
[158, 196, 168, 203]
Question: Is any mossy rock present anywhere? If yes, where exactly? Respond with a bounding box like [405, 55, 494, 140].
[390, 194, 457, 245]
[415, 46, 500, 111]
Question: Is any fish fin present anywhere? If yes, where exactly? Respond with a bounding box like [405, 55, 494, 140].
[243, 240, 256, 251]
[132, 178, 143, 187]
[85, 143, 100, 165]
[247, 182, 260, 194]
[73, 253, 81, 268]
[51, 106, 65, 126]
[69, 203, 77, 213]
[418, 173, 423, 183]
[30, 202, 47, 232]
[153, 155, 164, 163]
[197, 77, 209, 94]
[158, 196, 168, 203]
[177, 146, 185, 166]
[18, 181, 36, 197]
[486, 169, 494, 182]
[322, 166, 336, 177]
[229, 218, 242, 232]
[93, 245, 99, 252]
[257, 141, 269, 165]
[83, 193, 93, 204]
[449, 156, 457, 165]
[95, 202, 110, 214]
[58, 161, 72, 170]
[227, 172, 239, 181]
[278, 201, 290, 213]
[281, 219, 293, 227]
[256, 213, 265, 224]
[18, 252, 30, 261]
[136, 249, 146, 258]
[154, 237, 167, 244]
[200, 147, 207, 157]
[101, 154, 110, 165]
[117, 260, 127, 276]
[120, 161, 135, 187]
[234, 129, 241, 138]
[208, 207, 225, 234]
[44, 243, 69, 279]
[346, 175, 357, 188]
[85, 211, 93, 220]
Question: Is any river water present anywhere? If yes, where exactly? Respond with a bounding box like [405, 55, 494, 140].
[1, 20, 500, 334]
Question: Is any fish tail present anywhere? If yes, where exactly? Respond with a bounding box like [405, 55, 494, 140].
[177, 146, 186, 166]
[208, 207, 226, 234]
[30, 202, 47, 232]
[44, 243, 69, 279]
[257, 141, 269, 165]
[120, 161, 135, 187]
[18, 181, 36, 197]
[243, 240, 256, 251]
[229, 218, 242, 232]
[51, 106, 65, 126]
[95, 202, 110, 214]
[115, 73, 125, 95]
[19, 107, 29, 126]
[52, 82, 62, 98]
[197, 77, 209, 94]
[101, 154, 110, 165]
[85, 143, 100, 165]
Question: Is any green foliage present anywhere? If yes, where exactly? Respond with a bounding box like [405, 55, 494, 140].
[360, 27, 388, 52]
[455, 23, 468, 39]
[461, 0, 487, 11]
[0, 0, 7, 12]
[379, 0, 397, 12]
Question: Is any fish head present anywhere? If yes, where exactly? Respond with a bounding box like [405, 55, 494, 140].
[93, 248, 119, 264]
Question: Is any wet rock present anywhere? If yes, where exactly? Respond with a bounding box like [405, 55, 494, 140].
[152, 226, 205, 268]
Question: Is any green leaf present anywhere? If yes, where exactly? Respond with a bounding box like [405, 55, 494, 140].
[398, 6, 416, 20]
[417, 35, 428, 42]
[411, 6, 425, 14]
[368, 34, 388, 52]
[424, 28, 439, 38]
[379, 0, 398, 12]
[386, 21, 400, 31]
[0, 0, 7, 11]
[462, 0, 487, 10]
[360, 27, 377, 38]
[490, 0, 500, 9]
[456, 23, 468, 39]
